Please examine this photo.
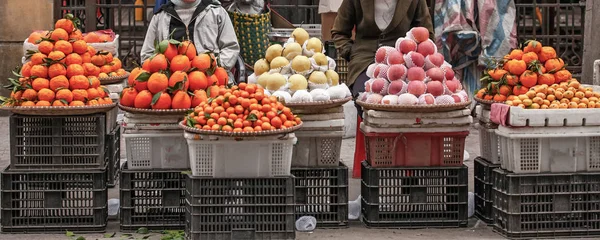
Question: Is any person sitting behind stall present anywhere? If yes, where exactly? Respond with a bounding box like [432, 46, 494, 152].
[141, 0, 240, 81]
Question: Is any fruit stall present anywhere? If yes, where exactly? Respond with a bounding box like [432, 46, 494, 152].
[2, 9, 600, 240]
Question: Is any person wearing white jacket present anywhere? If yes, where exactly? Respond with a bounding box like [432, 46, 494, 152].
[141, 0, 240, 73]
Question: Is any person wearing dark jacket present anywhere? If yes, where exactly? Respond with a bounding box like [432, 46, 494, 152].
[331, 0, 434, 178]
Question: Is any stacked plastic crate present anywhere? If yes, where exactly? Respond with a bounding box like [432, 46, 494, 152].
[359, 108, 471, 228]
[119, 112, 189, 231]
[489, 100, 600, 238]
[473, 104, 501, 223]
[290, 106, 349, 228]
[183, 130, 297, 239]
[2, 111, 119, 233]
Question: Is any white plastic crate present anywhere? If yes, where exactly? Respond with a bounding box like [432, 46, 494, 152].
[301, 119, 344, 131]
[475, 122, 500, 164]
[292, 130, 344, 167]
[124, 130, 190, 170]
[496, 125, 600, 173]
[185, 132, 295, 177]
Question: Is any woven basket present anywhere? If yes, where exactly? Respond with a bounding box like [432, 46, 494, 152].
[180, 121, 302, 137]
[2, 103, 117, 116]
[99, 73, 129, 85]
[356, 100, 472, 113]
[285, 97, 352, 110]
[228, 10, 271, 68]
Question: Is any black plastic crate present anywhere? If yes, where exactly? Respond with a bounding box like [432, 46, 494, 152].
[185, 176, 296, 240]
[361, 160, 468, 228]
[492, 168, 600, 239]
[10, 114, 107, 170]
[291, 162, 349, 228]
[106, 125, 121, 187]
[474, 157, 500, 224]
[1, 166, 108, 233]
[120, 162, 186, 231]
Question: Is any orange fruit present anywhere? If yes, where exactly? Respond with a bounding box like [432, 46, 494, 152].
[71, 89, 88, 102]
[134, 90, 153, 108]
[191, 53, 213, 71]
[72, 40, 88, 55]
[81, 53, 92, 63]
[48, 51, 66, 64]
[523, 40, 542, 53]
[128, 67, 142, 86]
[164, 43, 179, 61]
[38, 41, 54, 55]
[50, 28, 69, 41]
[519, 70, 538, 88]
[83, 32, 101, 43]
[31, 78, 50, 92]
[70, 29, 83, 41]
[22, 89, 38, 101]
[54, 40, 73, 55]
[65, 53, 83, 65]
[102, 52, 114, 64]
[537, 73, 555, 85]
[120, 88, 138, 107]
[35, 100, 51, 106]
[170, 55, 191, 72]
[544, 58, 564, 73]
[147, 72, 169, 94]
[55, 89, 73, 103]
[55, 18, 75, 33]
[91, 55, 106, 67]
[488, 69, 507, 81]
[508, 49, 523, 60]
[30, 65, 49, 78]
[111, 58, 122, 72]
[191, 90, 208, 107]
[87, 88, 100, 100]
[49, 76, 70, 91]
[89, 76, 100, 88]
[506, 60, 527, 76]
[87, 99, 99, 105]
[52, 100, 67, 106]
[21, 62, 33, 77]
[172, 91, 192, 109]
[538, 46, 557, 63]
[69, 75, 90, 90]
[27, 32, 43, 44]
[37, 88, 55, 102]
[151, 92, 172, 109]
[30, 52, 47, 65]
[214, 67, 229, 86]
[178, 40, 197, 60]
[188, 71, 208, 91]
[169, 71, 190, 92]
[66, 64, 85, 78]
[69, 100, 85, 106]
[100, 65, 113, 74]
[82, 63, 101, 77]
[149, 54, 168, 73]
[554, 70, 572, 83]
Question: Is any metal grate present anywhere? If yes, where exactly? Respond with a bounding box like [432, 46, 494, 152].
[514, 0, 585, 78]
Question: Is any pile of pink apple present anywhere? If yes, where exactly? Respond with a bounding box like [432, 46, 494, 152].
[359, 27, 468, 105]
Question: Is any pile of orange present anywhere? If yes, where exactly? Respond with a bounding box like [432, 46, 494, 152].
[120, 39, 230, 109]
[4, 15, 115, 107]
[504, 80, 600, 109]
[183, 83, 301, 132]
[477, 40, 575, 104]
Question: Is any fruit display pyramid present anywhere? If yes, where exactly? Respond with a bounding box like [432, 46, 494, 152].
[3, 14, 124, 107]
[359, 27, 468, 106]
[250, 27, 352, 103]
[120, 39, 229, 110]
[477, 40, 600, 109]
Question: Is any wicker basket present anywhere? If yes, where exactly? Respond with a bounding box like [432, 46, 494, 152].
[228, 10, 271, 68]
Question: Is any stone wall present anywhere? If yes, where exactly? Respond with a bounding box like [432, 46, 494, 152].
[0, 0, 54, 102]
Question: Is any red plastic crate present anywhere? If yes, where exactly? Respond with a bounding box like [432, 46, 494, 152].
[362, 130, 468, 167]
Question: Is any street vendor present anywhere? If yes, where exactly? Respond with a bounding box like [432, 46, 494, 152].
[141, 0, 240, 73]
[331, 0, 434, 178]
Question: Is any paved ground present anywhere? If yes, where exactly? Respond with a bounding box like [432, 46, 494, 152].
[0, 116, 507, 240]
